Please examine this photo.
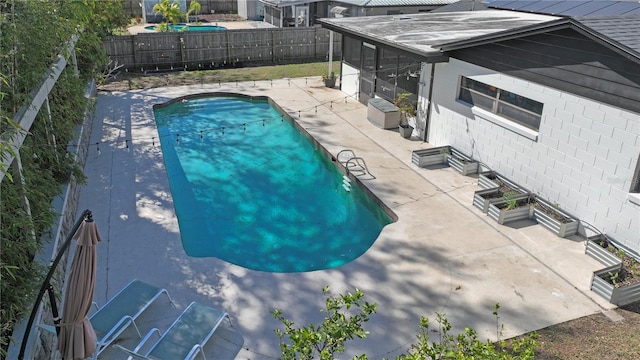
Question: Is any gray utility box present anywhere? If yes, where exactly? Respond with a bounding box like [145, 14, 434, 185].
[367, 98, 400, 129]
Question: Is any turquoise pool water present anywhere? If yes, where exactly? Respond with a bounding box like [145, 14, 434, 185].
[144, 24, 227, 32]
[153, 95, 393, 272]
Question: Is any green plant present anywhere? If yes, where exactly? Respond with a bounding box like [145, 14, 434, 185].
[322, 71, 336, 81]
[153, 0, 184, 30]
[272, 286, 376, 360]
[393, 92, 416, 116]
[503, 191, 518, 210]
[393, 92, 417, 123]
[272, 289, 539, 360]
[1, 1, 119, 354]
[630, 260, 640, 276]
[185, 0, 201, 23]
[400, 303, 539, 360]
[608, 271, 620, 286]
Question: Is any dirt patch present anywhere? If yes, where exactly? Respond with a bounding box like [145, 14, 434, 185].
[533, 301, 640, 359]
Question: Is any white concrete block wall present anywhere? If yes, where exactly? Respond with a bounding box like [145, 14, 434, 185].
[427, 58, 640, 254]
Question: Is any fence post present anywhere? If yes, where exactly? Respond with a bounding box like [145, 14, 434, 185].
[131, 34, 138, 71]
[271, 28, 275, 63]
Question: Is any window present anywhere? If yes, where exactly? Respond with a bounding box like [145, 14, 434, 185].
[632, 159, 640, 193]
[458, 76, 543, 131]
[629, 158, 640, 205]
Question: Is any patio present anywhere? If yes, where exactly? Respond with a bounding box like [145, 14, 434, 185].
[81, 77, 612, 359]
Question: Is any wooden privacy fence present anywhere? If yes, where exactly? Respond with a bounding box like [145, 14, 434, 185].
[102, 27, 342, 72]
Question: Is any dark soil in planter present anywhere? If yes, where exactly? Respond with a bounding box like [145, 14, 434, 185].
[494, 197, 534, 210]
[602, 254, 640, 288]
[478, 184, 519, 201]
[533, 202, 572, 223]
[596, 240, 640, 288]
[449, 155, 472, 163]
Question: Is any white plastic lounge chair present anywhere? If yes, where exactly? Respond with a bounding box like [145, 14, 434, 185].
[116, 301, 232, 360]
[89, 279, 174, 359]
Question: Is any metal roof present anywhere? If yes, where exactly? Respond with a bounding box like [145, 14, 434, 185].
[318, 9, 558, 56]
[258, 0, 323, 8]
[488, 0, 640, 17]
[431, 0, 490, 12]
[436, 14, 640, 63]
[336, 0, 459, 6]
[259, 0, 458, 7]
[576, 14, 640, 54]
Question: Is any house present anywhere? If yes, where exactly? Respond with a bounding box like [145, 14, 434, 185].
[258, 0, 458, 27]
[238, 0, 266, 20]
[317, 2, 640, 256]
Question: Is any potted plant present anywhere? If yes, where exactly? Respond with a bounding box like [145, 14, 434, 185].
[393, 93, 416, 139]
[412, 145, 450, 168]
[532, 198, 579, 238]
[487, 192, 535, 225]
[323, 71, 336, 88]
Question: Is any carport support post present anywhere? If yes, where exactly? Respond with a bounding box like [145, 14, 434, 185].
[423, 63, 436, 143]
[328, 31, 333, 76]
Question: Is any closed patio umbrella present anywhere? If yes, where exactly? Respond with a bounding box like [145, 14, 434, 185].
[57, 217, 101, 359]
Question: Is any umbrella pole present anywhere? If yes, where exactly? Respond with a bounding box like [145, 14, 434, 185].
[18, 209, 92, 360]
[46, 284, 61, 336]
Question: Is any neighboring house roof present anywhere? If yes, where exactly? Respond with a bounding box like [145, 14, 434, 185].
[336, 0, 459, 6]
[431, 0, 490, 12]
[488, 0, 640, 17]
[576, 14, 640, 54]
[259, 0, 324, 7]
[259, 0, 458, 7]
[318, 10, 559, 57]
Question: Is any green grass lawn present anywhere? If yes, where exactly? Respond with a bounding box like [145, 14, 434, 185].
[111, 61, 341, 90]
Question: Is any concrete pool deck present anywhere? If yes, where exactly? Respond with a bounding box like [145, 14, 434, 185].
[82, 77, 614, 359]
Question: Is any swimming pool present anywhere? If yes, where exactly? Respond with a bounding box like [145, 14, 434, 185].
[153, 94, 394, 272]
[144, 24, 227, 32]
